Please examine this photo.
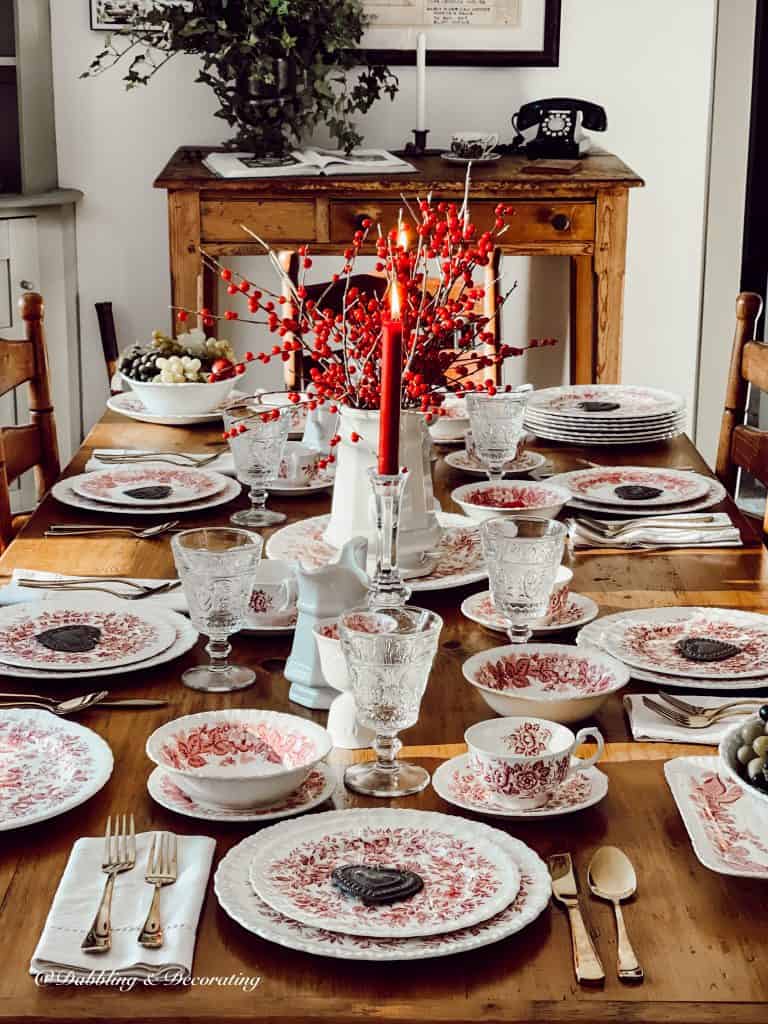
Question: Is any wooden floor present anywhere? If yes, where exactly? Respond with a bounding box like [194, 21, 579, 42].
[1, 415, 767, 1023]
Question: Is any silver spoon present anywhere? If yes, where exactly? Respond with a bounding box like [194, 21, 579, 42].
[587, 846, 644, 982]
[45, 521, 179, 539]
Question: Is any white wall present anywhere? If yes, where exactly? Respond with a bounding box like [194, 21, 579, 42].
[50, 0, 717, 434]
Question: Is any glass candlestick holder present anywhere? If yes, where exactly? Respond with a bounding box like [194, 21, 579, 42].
[367, 467, 412, 609]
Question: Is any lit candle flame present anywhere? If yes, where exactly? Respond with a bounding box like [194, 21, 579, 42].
[398, 225, 409, 250]
[390, 283, 401, 319]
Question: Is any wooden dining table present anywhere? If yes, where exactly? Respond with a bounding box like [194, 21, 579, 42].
[2, 412, 768, 1024]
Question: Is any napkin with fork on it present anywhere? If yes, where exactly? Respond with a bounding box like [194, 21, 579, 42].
[0, 569, 188, 613]
[86, 448, 236, 476]
[31, 832, 215, 983]
[623, 693, 759, 745]
[567, 513, 742, 550]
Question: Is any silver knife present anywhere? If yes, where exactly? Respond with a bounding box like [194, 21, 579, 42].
[549, 852, 605, 983]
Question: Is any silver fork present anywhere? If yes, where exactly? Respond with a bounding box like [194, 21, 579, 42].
[658, 692, 762, 719]
[82, 813, 137, 953]
[96, 452, 221, 468]
[138, 833, 179, 948]
[45, 521, 180, 539]
[0, 691, 168, 714]
[17, 579, 181, 601]
[576, 515, 722, 536]
[642, 696, 751, 730]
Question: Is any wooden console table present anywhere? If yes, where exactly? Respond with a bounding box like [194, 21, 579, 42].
[154, 148, 643, 383]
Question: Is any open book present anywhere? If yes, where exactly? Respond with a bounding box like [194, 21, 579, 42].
[203, 148, 416, 179]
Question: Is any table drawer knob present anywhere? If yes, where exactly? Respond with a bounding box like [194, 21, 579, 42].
[550, 212, 571, 232]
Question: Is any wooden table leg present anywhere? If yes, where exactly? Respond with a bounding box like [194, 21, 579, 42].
[168, 190, 202, 337]
[278, 249, 301, 389]
[594, 188, 629, 383]
[569, 253, 596, 384]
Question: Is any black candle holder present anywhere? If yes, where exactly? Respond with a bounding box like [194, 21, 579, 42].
[403, 129, 430, 156]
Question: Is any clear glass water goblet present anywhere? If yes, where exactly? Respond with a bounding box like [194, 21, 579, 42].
[224, 404, 290, 527]
[339, 606, 443, 797]
[171, 527, 263, 692]
[480, 516, 567, 644]
[466, 386, 532, 482]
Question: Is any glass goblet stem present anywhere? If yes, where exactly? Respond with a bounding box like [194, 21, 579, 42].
[205, 635, 232, 671]
[248, 484, 268, 513]
[371, 733, 403, 776]
[506, 623, 533, 644]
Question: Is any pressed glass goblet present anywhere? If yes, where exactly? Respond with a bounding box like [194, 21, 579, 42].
[466, 386, 532, 482]
[171, 527, 263, 692]
[339, 606, 443, 797]
[480, 516, 567, 644]
[224, 405, 290, 527]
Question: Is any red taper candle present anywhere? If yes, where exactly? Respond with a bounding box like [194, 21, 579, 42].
[378, 284, 403, 475]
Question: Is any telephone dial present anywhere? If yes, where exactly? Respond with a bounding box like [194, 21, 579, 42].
[510, 99, 607, 159]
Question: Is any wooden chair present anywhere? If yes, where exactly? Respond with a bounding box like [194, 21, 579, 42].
[716, 291, 768, 528]
[282, 249, 503, 390]
[0, 292, 60, 550]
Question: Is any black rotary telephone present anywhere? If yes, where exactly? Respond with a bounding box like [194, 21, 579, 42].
[510, 98, 607, 159]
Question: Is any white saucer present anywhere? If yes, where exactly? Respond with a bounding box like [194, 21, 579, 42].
[269, 477, 334, 497]
[461, 591, 599, 635]
[242, 609, 298, 634]
[432, 754, 608, 819]
[444, 449, 547, 478]
[147, 763, 336, 822]
[441, 152, 502, 165]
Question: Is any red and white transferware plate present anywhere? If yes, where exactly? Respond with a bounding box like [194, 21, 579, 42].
[566, 477, 727, 517]
[148, 763, 336, 823]
[444, 448, 547, 478]
[549, 467, 710, 509]
[525, 385, 684, 420]
[0, 607, 197, 681]
[266, 513, 485, 591]
[72, 465, 227, 506]
[0, 599, 177, 671]
[588, 606, 768, 680]
[433, 754, 608, 820]
[664, 756, 768, 878]
[0, 709, 113, 831]
[215, 818, 550, 961]
[461, 590, 599, 635]
[52, 473, 241, 516]
[248, 808, 520, 939]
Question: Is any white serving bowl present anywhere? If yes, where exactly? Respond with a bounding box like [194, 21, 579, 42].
[145, 709, 332, 809]
[122, 372, 241, 416]
[451, 481, 571, 522]
[719, 715, 768, 810]
[429, 396, 470, 440]
[462, 643, 629, 724]
[313, 617, 350, 693]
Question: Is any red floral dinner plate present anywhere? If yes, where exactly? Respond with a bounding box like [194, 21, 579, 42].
[549, 466, 710, 509]
[72, 465, 227, 506]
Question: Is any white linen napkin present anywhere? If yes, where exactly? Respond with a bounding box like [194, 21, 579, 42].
[86, 449, 235, 476]
[31, 832, 215, 983]
[567, 513, 741, 550]
[623, 693, 759, 745]
[0, 569, 188, 614]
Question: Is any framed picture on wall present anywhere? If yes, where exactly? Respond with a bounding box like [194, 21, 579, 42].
[360, 0, 561, 66]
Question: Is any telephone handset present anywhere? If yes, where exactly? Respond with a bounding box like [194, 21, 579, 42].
[511, 99, 607, 159]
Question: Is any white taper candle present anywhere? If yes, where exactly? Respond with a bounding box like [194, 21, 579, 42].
[416, 33, 427, 132]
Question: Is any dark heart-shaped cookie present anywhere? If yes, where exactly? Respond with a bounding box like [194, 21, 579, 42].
[122, 485, 173, 500]
[331, 864, 424, 906]
[578, 400, 621, 413]
[35, 624, 102, 653]
[614, 484, 664, 501]
[675, 637, 741, 663]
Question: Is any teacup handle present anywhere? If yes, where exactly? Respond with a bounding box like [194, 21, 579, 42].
[486, 133, 499, 151]
[572, 727, 604, 771]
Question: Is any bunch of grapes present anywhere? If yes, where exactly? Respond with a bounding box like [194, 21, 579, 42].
[735, 706, 768, 790]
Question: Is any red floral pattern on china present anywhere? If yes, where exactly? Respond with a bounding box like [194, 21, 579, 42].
[250, 871, 535, 953]
[566, 468, 701, 500]
[278, 458, 321, 482]
[616, 616, 768, 676]
[689, 771, 768, 874]
[250, 589, 275, 614]
[319, 614, 395, 640]
[159, 768, 327, 816]
[532, 386, 670, 414]
[474, 651, 615, 695]
[0, 719, 95, 825]
[0, 607, 165, 667]
[474, 593, 581, 628]
[77, 466, 218, 499]
[160, 721, 319, 771]
[472, 755, 569, 798]
[501, 721, 553, 756]
[262, 826, 506, 930]
[448, 767, 592, 813]
[464, 485, 559, 509]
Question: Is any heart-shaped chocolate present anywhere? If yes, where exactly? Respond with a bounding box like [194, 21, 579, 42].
[35, 624, 102, 653]
[578, 400, 621, 413]
[614, 484, 664, 501]
[122, 485, 173, 500]
[675, 637, 741, 663]
[331, 864, 424, 906]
